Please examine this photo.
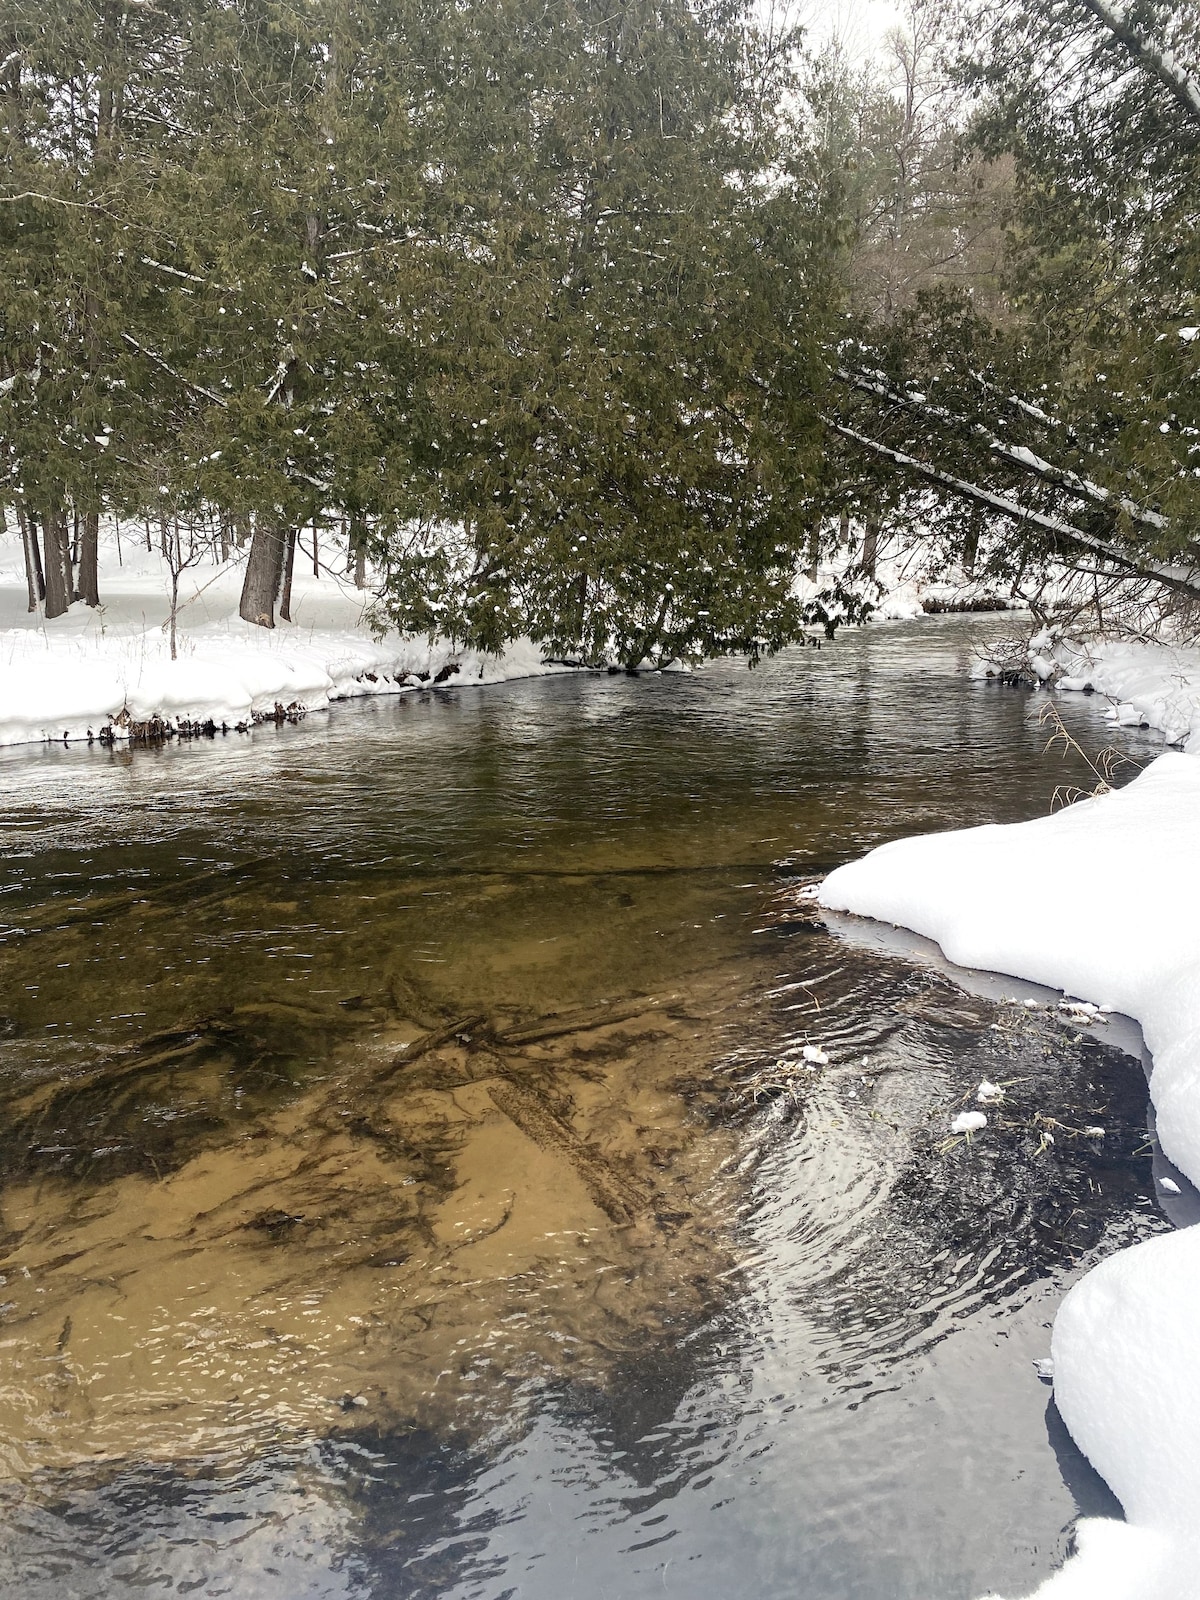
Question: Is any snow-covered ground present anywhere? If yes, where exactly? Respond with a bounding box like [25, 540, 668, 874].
[819, 755, 1200, 1599]
[794, 543, 1024, 624]
[0, 526, 560, 747]
[1052, 637, 1200, 750]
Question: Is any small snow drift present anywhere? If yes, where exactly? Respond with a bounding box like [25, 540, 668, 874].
[818, 753, 1200, 1600]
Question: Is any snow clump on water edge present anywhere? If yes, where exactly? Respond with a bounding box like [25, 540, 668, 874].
[818, 752, 1200, 1600]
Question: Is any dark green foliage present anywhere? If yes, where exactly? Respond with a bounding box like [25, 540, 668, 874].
[0, 0, 839, 657]
[824, 0, 1200, 592]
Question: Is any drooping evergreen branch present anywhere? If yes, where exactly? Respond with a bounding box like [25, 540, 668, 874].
[834, 366, 1167, 531]
[1076, 0, 1200, 126]
[827, 419, 1200, 599]
[120, 333, 227, 408]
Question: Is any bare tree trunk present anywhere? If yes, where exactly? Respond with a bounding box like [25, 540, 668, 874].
[354, 537, 366, 589]
[279, 528, 297, 622]
[77, 509, 100, 606]
[839, 506, 850, 549]
[861, 513, 879, 579]
[806, 519, 821, 583]
[238, 522, 286, 627]
[42, 503, 75, 619]
[312, 520, 320, 577]
[168, 518, 180, 660]
[219, 513, 230, 564]
[17, 507, 45, 610]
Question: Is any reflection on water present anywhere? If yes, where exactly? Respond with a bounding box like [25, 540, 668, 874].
[0, 619, 1170, 1597]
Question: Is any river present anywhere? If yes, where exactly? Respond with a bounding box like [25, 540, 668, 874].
[0, 616, 1170, 1598]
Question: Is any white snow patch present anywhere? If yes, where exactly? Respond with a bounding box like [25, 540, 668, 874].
[1046, 637, 1200, 751]
[818, 753, 1200, 1598]
[951, 1110, 988, 1134]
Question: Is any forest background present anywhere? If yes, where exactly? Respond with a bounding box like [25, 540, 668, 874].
[2, 0, 1199, 671]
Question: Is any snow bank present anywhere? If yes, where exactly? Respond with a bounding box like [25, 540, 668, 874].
[972, 630, 1200, 751]
[1054, 638, 1200, 751]
[0, 529, 561, 747]
[817, 754, 1200, 1599]
[791, 545, 1023, 626]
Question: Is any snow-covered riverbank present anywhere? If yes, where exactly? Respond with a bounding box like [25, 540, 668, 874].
[0, 529, 559, 747]
[819, 755, 1200, 1599]
[1051, 637, 1200, 751]
[0, 524, 1021, 750]
[974, 629, 1200, 751]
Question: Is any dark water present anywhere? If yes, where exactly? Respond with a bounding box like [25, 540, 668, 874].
[0, 618, 1171, 1598]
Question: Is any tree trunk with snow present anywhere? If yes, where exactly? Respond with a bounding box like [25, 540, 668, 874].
[278, 528, 297, 622]
[17, 508, 45, 610]
[41, 505, 74, 619]
[861, 514, 879, 579]
[77, 510, 100, 606]
[238, 521, 286, 627]
[806, 520, 820, 583]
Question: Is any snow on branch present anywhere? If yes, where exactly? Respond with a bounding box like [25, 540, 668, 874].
[140, 256, 206, 286]
[835, 367, 1166, 532]
[264, 345, 296, 405]
[1004, 391, 1061, 428]
[1078, 0, 1200, 126]
[829, 419, 1200, 599]
[121, 333, 227, 408]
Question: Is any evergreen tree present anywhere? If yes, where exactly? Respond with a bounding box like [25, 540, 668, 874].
[372, 0, 836, 667]
[820, 0, 1200, 610]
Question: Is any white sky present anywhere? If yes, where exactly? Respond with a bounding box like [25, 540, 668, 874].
[791, 0, 905, 61]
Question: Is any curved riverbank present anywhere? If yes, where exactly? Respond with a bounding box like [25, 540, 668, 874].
[820, 754, 1200, 1600]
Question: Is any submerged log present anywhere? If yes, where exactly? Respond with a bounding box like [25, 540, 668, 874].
[485, 1077, 649, 1224]
[385, 1016, 489, 1075]
[493, 997, 661, 1047]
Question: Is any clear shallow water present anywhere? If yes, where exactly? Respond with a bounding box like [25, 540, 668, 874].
[0, 618, 1171, 1597]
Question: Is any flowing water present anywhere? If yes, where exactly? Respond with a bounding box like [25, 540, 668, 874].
[0, 617, 1172, 1599]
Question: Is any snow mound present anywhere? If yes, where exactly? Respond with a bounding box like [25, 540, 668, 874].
[1054, 639, 1200, 751]
[818, 754, 1200, 1599]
